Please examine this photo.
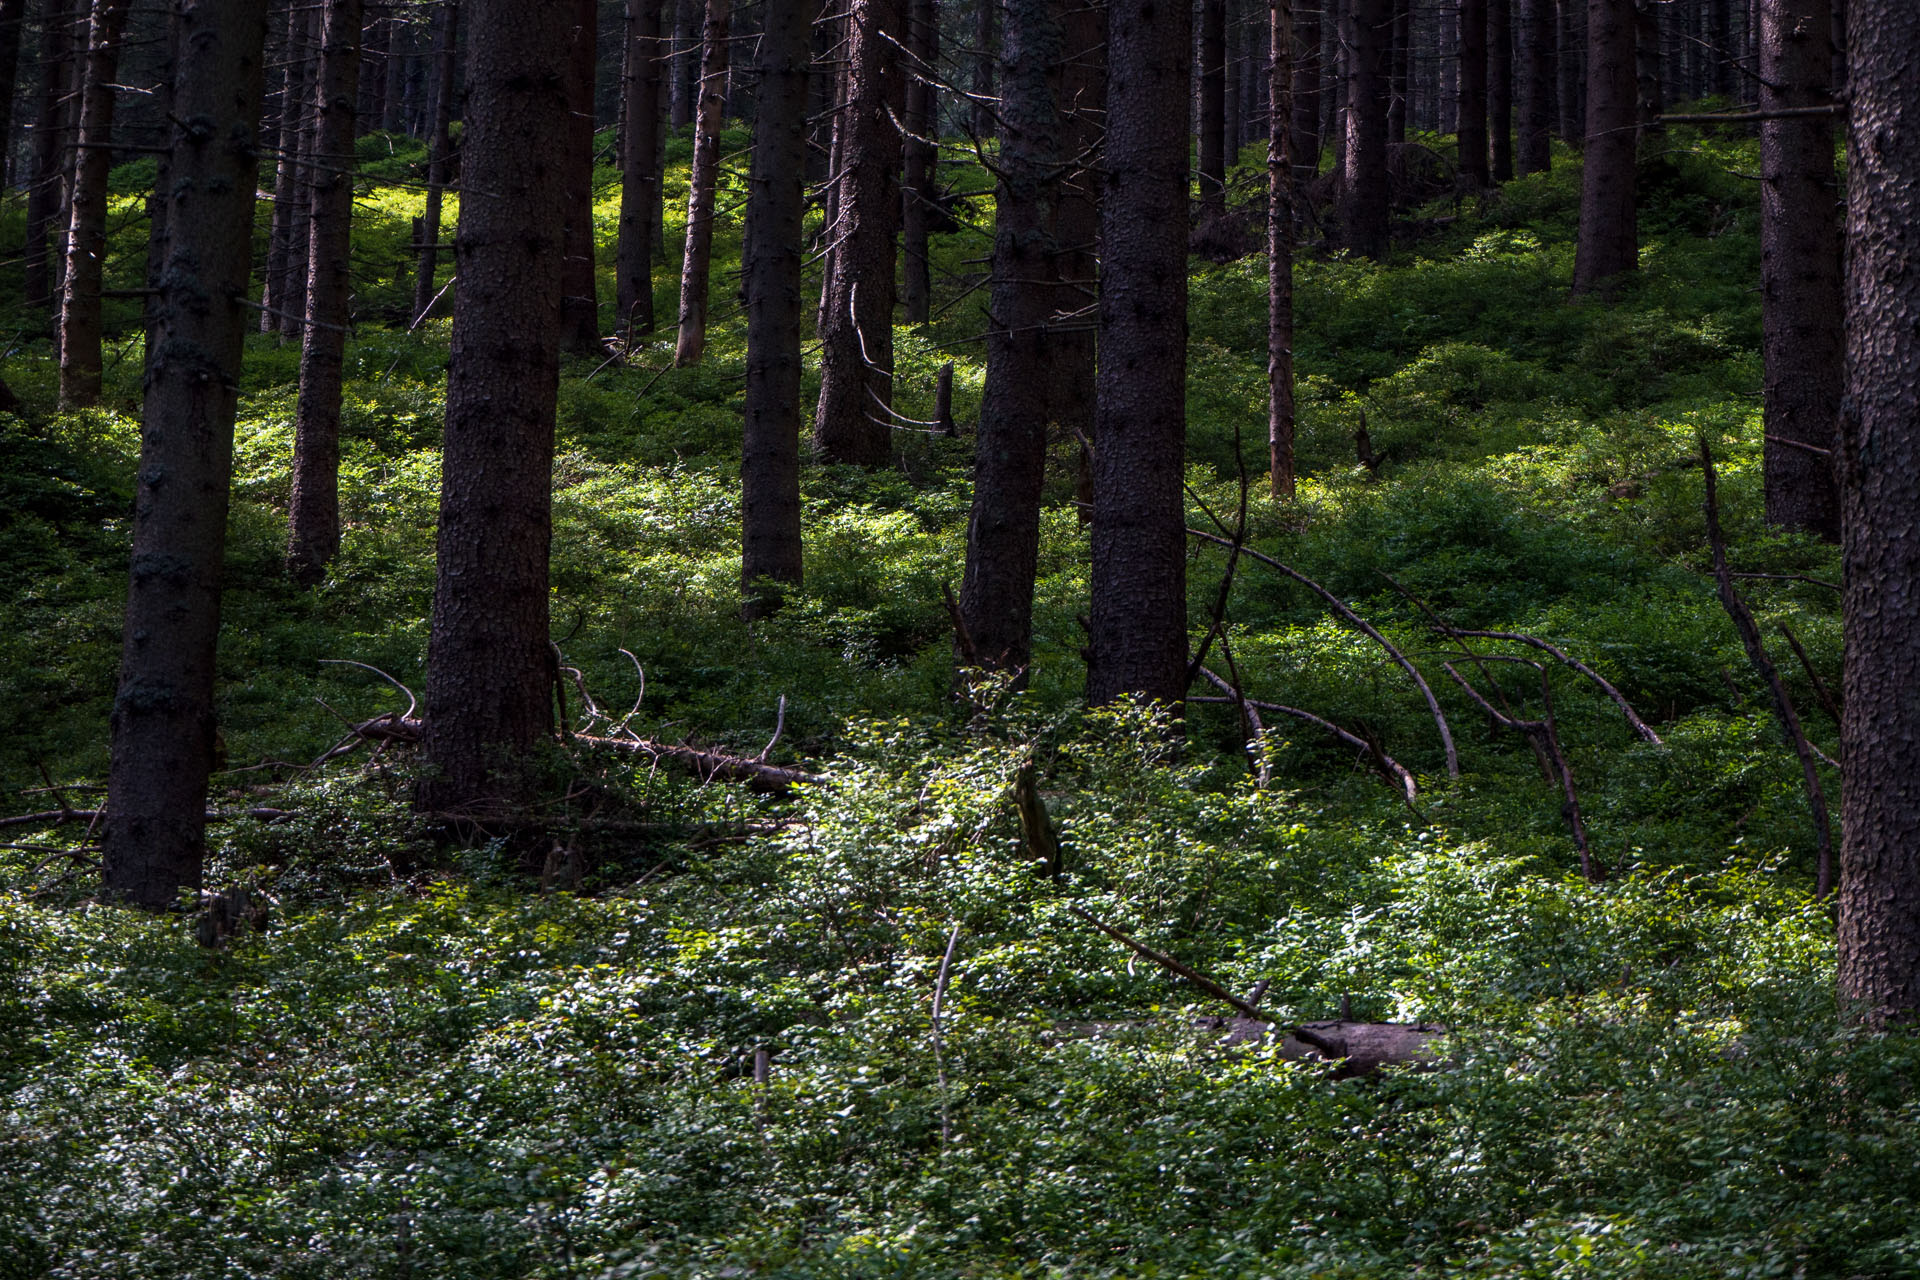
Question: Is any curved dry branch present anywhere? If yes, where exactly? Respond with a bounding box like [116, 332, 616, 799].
[1194, 666, 1418, 804]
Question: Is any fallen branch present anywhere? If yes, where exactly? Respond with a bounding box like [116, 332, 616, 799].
[1700, 438, 1835, 899]
[1185, 526, 1459, 778]
[1193, 666, 1417, 804]
[1442, 659, 1603, 884]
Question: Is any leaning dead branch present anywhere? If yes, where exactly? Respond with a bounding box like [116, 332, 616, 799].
[1699, 438, 1835, 899]
[1067, 905, 1446, 1074]
[1442, 658, 1604, 884]
[1185, 525, 1459, 778]
[1193, 665, 1417, 804]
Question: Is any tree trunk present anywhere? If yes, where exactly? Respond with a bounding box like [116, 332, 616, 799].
[740, 0, 817, 616]
[900, 0, 937, 324]
[263, 0, 319, 335]
[672, 0, 730, 365]
[1290, 0, 1320, 178]
[1517, 0, 1553, 171]
[1341, 0, 1390, 258]
[23, 0, 75, 310]
[1837, 0, 1920, 1028]
[1572, 0, 1634, 293]
[559, 0, 604, 356]
[358, 2, 388, 130]
[1709, 0, 1732, 95]
[973, 0, 996, 138]
[617, 0, 663, 338]
[102, 0, 269, 911]
[1557, 0, 1583, 142]
[1489, 0, 1514, 178]
[1437, 0, 1456, 132]
[1049, 0, 1104, 517]
[1633, 0, 1661, 131]
[1760, 0, 1841, 541]
[0, 0, 24, 190]
[285, 0, 363, 587]
[412, 0, 459, 324]
[419, 0, 573, 816]
[1199, 0, 1227, 213]
[1087, 0, 1190, 710]
[1386, 0, 1410, 144]
[1270, 0, 1296, 500]
[56, 0, 134, 408]
[959, 0, 1066, 675]
[1457, 0, 1490, 187]
[812, 0, 904, 467]
[381, 5, 408, 128]
[670, 0, 695, 126]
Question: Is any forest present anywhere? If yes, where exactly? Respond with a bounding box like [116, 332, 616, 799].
[2, 0, 1918, 1274]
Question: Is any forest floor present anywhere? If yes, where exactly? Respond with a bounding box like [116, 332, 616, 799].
[2, 128, 1912, 1279]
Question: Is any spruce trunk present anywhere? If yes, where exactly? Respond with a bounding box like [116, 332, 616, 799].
[56, 0, 133, 408]
[673, 0, 731, 366]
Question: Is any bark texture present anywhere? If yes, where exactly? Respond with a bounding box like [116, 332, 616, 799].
[673, 0, 731, 366]
[1571, 0, 1636, 294]
[23, 0, 76, 310]
[740, 0, 818, 615]
[286, 0, 364, 586]
[1088, 0, 1190, 710]
[812, 0, 904, 467]
[1517, 0, 1554, 172]
[900, 0, 937, 324]
[559, 0, 604, 356]
[419, 0, 573, 815]
[1270, 0, 1296, 500]
[103, 0, 269, 910]
[0, 1, 24, 190]
[959, 0, 1065, 675]
[412, 0, 459, 323]
[1458, 0, 1490, 187]
[1489, 0, 1514, 179]
[617, 0, 663, 337]
[1341, 0, 1390, 258]
[1199, 0, 1227, 212]
[1290, 0, 1321, 178]
[1759, 0, 1841, 541]
[263, 0, 319, 335]
[1837, 0, 1920, 1027]
[1049, 0, 1105, 515]
[56, 0, 133, 407]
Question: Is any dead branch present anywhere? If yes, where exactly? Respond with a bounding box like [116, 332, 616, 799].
[1444, 629, 1662, 745]
[0, 807, 288, 832]
[1778, 621, 1843, 737]
[1193, 666, 1417, 804]
[1067, 904, 1269, 1021]
[1442, 660, 1603, 883]
[1185, 526, 1460, 778]
[1700, 438, 1835, 899]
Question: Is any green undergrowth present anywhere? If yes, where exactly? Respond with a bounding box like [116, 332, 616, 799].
[0, 125, 1884, 1277]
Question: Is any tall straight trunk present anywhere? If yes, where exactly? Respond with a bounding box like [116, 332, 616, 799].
[420, 0, 572, 816]
[1837, 0, 1920, 1027]
[23, 0, 76, 309]
[972, 0, 995, 137]
[102, 0, 269, 911]
[1457, 0, 1490, 186]
[1199, 0, 1227, 212]
[1660, 0, 1684, 103]
[617, 0, 663, 337]
[1437, 0, 1455, 131]
[740, 0, 817, 616]
[0, 0, 23, 188]
[812, 0, 904, 467]
[1517, 0, 1553, 170]
[959, 0, 1065, 675]
[900, 0, 937, 324]
[56, 0, 134, 408]
[279, 0, 322, 334]
[412, 0, 458, 323]
[285, 0, 363, 586]
[1387, 0, 1410, 144]
[1633, 0, 1660, 131]
[672, 0, 730, 364]
[1829, 0, 1845, 103]
[1557, 0, 1583, 141]
[357, 2, 387, 130]
[1572, 0, 1635, 292]
[1087, 0, 1190, 710]
[1050, 0, 1104, 516]
[559, 0, 603, 356]
[670, 0, 694, 126]
[1325, 0, 1345, 152]
[1709, 0, 1732, 95]
[263, 0, 317, 333]
[1341, 0, 1389, 257]
[1225, 1, 1242, 153]
[1270, 0, 1295, 500]
[1290, 0, 1320, 175]
[1759, 0, 1841, 540]
[1489, 0, 1514, 178]
[380, 5, 407, 128]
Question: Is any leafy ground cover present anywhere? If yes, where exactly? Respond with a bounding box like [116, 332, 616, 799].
[0, 127, 1900, 1279]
